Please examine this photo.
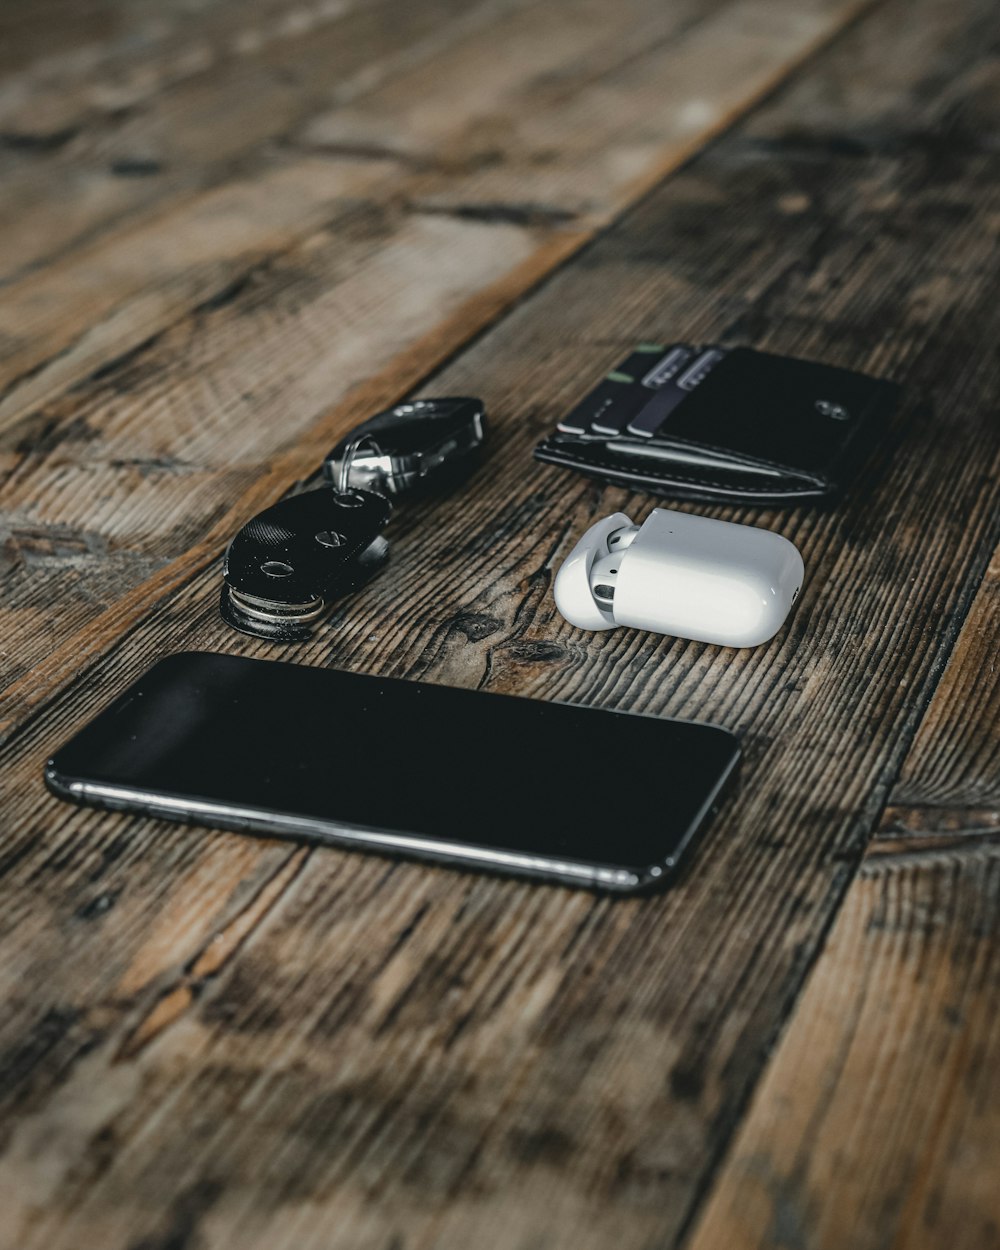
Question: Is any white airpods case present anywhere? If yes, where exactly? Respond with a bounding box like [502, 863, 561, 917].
[554, 508, 803, 648]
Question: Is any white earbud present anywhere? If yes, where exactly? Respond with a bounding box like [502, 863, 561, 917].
[554, 508, 804, 648]
[588, 524, 639, 606]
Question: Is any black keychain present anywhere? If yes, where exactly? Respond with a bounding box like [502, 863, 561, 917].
[221, 397, 486, 640]
[220, 487, 392, 641]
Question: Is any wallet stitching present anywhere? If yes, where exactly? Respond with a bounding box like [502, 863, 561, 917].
[546, 458, 822, 500]
[624, 433, 830, 484]
[534, 444, 815, 495]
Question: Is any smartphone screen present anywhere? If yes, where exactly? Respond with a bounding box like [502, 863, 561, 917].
[45, 652, 739, 891]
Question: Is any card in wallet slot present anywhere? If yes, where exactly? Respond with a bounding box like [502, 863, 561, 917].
[534, 344, 900, 504]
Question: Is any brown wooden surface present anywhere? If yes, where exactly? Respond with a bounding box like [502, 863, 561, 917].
[0, 0, 869, 722]
[690, 549, 1000, 1250]
[1, 0, 998, 1247]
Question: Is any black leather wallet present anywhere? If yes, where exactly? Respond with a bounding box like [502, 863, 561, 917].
[534, 344, 899, 504]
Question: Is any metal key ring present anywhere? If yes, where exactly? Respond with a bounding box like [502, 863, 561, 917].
[337, 433, 382, 493]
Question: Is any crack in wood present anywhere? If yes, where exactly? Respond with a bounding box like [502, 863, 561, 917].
[282, 137, 437, 170]
[0, 128, 80, 152]
[877, 803, 1000, 838]
[863, 832, 1000, 867]
[409, 199, 581, 228]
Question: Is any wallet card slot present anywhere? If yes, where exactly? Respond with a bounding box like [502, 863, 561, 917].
[608, 439, 787, 477]
[627, 347, 726, 438]
[558, 345, 677, 435]
[537, 341, 899, 506]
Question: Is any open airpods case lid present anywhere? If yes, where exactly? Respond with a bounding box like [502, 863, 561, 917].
[553, 512, 632, 632]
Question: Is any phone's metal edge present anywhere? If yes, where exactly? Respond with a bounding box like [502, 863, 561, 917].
[43, 765, 647, 893]
[635, 738, 741, 889]
[43, 662, 742, 895]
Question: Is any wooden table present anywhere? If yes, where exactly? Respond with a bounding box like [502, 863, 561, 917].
[1, 1, 998, 1246]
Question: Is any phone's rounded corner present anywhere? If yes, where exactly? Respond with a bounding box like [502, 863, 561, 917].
[684, 720, 741, 777]
[712, 723, 742, 761]
[589, 863, 670, 897]
[42, 759, 75, 801]
[629, 862, 677, 895]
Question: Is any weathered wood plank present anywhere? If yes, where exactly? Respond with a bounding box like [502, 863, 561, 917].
[0, 0, 120, 79]
[688, 545, 1000, 1250]
[0, 0, 522, 144]
[0, 0, 365, 116]
[689, 842, 1000, 1250]
[0, 0, 341, 90]
[0, 0, 849, 407]
[0, 215, 575, 703]
[0, 0, 736, 291]
[0, 0, 511, 283]
[0, 0, 869, 713]
[0, 0, 997, 1246]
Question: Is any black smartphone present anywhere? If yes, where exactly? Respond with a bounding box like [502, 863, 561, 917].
[45, 653, 739, 892]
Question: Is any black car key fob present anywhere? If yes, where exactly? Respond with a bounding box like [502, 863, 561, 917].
[322, 397, 486, 497]
[220, 487, 391, 641]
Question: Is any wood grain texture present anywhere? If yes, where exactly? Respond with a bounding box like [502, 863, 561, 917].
[1, 0, 998, 1247]
[687, 840, 1000, 1250]
[0, 0, 524, 282]
[689, 542, 1000, 1250]
[0, 0, 870, 720]
[0, 0, 385, 131]
[0, 0, 855, 284]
